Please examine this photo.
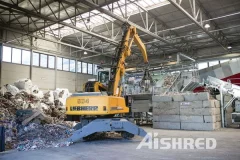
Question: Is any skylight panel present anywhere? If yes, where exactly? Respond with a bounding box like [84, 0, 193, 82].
[44, 0, 170, 38]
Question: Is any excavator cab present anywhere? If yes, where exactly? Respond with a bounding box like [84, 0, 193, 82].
[97, 68, 110, 86]
[83, 68, 110, 92]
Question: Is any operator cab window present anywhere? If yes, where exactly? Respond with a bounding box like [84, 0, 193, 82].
[98, 71, 109, 84]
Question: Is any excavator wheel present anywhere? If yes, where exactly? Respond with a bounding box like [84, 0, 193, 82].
[121, 131, 134, 139]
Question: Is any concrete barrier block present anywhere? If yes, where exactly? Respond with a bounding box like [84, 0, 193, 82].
[153, 101, 179, 109]
[180, 101, 203, 108]
[214, 100, 220, 108]
[180, 115, 204, 123]
[203, 100, 219, 108]
[153, 102, 180, 115]
[153, 115, 158, 122]
[153, 107, 180, 115]
[204, 115, 221, 123]
[153, 122, 180, 129]
[183, 92, 210, 101]
[181, 122, 219, 131]
[215, 122, 222, 129]
[201, 108, 220, 115]
[152, 95, 173, 102]
[153, 115, 180, 122]
[214, 108, 221, 115]
[180, 107, 220, 116]
[172, 95, 184, 101]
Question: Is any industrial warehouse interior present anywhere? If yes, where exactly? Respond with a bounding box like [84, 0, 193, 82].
[0, 0, 240, 159]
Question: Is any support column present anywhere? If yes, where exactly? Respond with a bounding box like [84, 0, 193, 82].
[0, 42, 3, 86]
[55, 55, 57, 89]
[220, 88, 225, 128]
[30, 37, 33, 80]
[75, 58, 78, 92]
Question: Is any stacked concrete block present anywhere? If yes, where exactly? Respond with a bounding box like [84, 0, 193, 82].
[153, 92, 222, 131]
[153, 95, 180, 129]
[180, 97, 221, 131]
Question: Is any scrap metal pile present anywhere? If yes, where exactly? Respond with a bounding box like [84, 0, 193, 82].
[0, 79, 74, 151]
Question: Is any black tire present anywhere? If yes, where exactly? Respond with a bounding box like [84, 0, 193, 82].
[121, 131, 134, 139]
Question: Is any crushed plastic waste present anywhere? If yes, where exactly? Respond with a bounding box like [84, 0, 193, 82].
[0, 78, 74, 151]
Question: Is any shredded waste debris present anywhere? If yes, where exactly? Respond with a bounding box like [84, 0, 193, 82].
[0, 78, 74, 151]
[162, 74, 177, 89]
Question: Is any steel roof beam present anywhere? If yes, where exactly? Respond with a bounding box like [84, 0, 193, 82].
[0, 25, 103, 55]
[80, 0, 182, 52]
[129, 0, 195, 53]
[0, 1, 118, 45]
[168, 0, 229, 52]
[195, 0, 230, 46]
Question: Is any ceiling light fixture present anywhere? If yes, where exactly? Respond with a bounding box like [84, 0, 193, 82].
[84, 51, 87, 55]
[227, 46, 232, 49]
[86, 18, 90, 24]
[204, 24, 210, 29]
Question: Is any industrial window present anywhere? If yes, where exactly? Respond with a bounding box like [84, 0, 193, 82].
[220, 59, 229, 63]
[33, 52, 40, 66]
[63, 58, 70, 71]
[93, 64, 98, 75]
[48, 56, 55, 69]
[82, 62, 87, 74]
[12, 48, 21, 64]
[88, 63, 93, 74]
[40, 54, 47, 68]
[57, 57, 63, 70]
[77, 61, 82, 73]
[231, 58, 238, 62]
[209, 61, 219, 67]
[2, 46, 11, 62]
[22, 50, 30, 65]
[198, 62, 208, 70]
[70, 60, 76, 72]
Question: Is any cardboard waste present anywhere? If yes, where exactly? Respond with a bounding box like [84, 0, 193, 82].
[0, 79, 74, 151]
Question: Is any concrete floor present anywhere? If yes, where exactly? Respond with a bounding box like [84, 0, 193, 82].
[1, 127, 240, 160]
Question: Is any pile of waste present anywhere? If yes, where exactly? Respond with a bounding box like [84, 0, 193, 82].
[0, 78, 74, 151]
[162, 74, 177, 88]
[17, 124, 73, 151]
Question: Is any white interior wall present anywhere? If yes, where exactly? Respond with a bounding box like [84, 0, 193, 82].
[1, 62, 96, 93]
[32, 67, 55, 91]
[2, 63, 30, 85]
[0, 30, 98, 92]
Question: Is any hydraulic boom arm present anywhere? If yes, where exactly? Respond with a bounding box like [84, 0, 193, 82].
[107, 23, 149, 96]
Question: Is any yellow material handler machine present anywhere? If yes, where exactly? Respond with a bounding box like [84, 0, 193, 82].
[66, 23, 152, 143]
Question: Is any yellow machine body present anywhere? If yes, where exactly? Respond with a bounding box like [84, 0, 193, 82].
[66, 23, 148, 117]
[66, 95, 129, 116]
[65, 24, 150, 142]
